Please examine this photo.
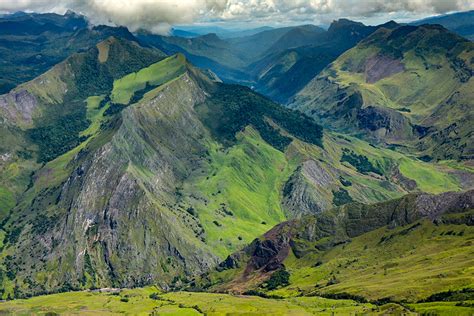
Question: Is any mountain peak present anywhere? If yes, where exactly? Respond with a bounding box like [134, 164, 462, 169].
[417, 23, 451, 32]
[328, 18, 365, 31]
[382, 23, 467, 46]
[64, 9, 79, 17]
[199, 33, 221, 41]
[379, 20, 399, 29]
[295, 24, 324, 32]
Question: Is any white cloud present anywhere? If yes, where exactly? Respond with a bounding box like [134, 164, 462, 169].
[0, 0, 472, 32]
[74, 0, 228, 33]
[0, 0, 64, 12]
[0, 0, 228, 33]
[219, 0, 474, 24]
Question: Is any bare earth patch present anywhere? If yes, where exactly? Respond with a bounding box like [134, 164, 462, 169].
[365, 54, 404, 83]
[97, 37, 114, 63]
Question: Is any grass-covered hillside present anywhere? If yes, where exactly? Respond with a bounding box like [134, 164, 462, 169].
[197, 190, 474, 305]
[3, 285, 473, 315]
[290, 24, 474, 161]
[0, 286, 418, 315]
[3, 193, 471, 315]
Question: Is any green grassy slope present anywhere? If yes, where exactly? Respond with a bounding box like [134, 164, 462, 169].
[0, 286, 411, 315]
[202, 191, 474, 304]
[111, 54, 187, 104]
[280, 129, 467, 220]
[177, 123, 468, 259]
[325, 133, 462, 194]
[291, 24, 474, 161]
[2, 285, 473, 315]
[183, 128, 292, 257]
[280, 216, 474, 301]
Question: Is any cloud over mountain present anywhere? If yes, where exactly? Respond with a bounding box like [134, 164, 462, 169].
[220, 0, 474, 23]
[1, 0, 473, 32]
[0, 0, 227, 33]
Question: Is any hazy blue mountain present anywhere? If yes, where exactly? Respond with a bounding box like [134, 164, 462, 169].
[412, 10, 474, 40]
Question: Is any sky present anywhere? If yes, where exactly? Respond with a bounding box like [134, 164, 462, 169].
[0, 0, 473, 33]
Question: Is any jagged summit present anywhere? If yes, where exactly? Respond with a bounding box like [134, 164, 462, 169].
[328, 18, 366, 29]
[378, 20, 399, 29]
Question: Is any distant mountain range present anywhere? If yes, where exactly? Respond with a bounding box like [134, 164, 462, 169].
[172, 25, 275, 39]
[412, 9, 474, 40]
[1, 9, 472, 98]
[173, 10, 474, 41]
[139, 20, 394, 103]
[138, 11, 474, 104]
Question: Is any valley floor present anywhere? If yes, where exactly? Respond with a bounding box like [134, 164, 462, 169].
[0, 287, 473, 315]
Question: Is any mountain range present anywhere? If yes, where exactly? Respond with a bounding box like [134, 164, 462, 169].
[412, 10, 474, 40]
[0, 9, 472, 315]
[0, 11, 138, 95]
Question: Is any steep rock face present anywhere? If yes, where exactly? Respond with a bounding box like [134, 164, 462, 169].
[299, 87, 415, 142]
[8, 72, 219, 295]
[282, 167, 323, 216]
[282, 160, 336, 216]
[246, 236, 290, 273]
[299, 190, 473, 241]
[0, 90, 39, 125]
[414, 190, 474, 219]
[356, 105, 414, 141]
